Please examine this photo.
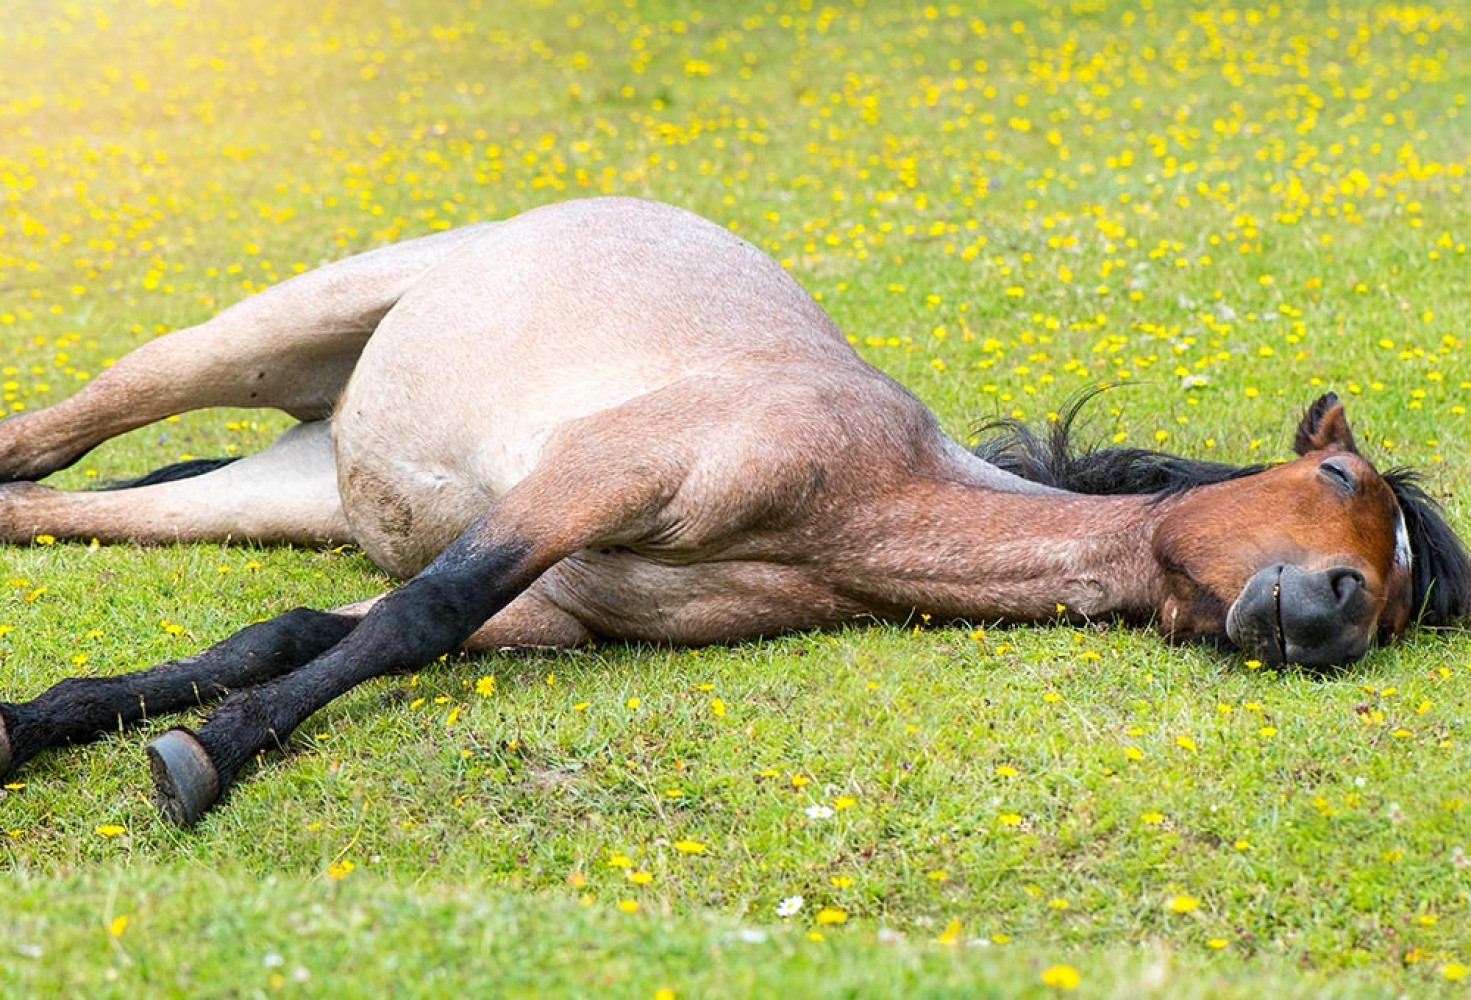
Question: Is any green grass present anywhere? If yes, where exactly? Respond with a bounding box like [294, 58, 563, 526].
[2, 0, 1470, 995]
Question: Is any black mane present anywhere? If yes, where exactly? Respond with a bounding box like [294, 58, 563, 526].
[973, 389, 1471, 627]
[971, 389, 1268, 497]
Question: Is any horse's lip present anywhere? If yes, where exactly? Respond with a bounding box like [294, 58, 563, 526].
[1270, 565, 1287, 665]
[1225, 565, 1288, 665]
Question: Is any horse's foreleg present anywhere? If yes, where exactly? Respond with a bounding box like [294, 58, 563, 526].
[0, 608, 359, 780]
[0, 421, 350, 546]
[0, 225, 491, 483]
[144, 442, 682, 824]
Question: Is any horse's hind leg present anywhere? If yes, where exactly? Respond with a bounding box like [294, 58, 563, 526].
[0, 420, 349, 545]
[0, 224, 492, 483]
[0, 608, 361, 780]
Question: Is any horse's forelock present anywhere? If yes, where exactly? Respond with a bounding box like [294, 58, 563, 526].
[1383, 469, 1471, 626]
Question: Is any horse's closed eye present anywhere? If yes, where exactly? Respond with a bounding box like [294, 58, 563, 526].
[1318, 458, 1356, 495]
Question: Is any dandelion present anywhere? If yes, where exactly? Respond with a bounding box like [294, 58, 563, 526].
[109, 915, 129, 937]
[475, 675, 496, 697]
[673, 839, 707, 854]
[94, 824, 126, 837]
[815, 907, 848, 925]
[1168, 894, 1199, 913]
[1040, 965, 1081, 989]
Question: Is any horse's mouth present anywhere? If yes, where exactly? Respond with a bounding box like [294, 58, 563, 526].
[1271, 569, 1287, 664]
[1226, 565, 1288, 665]
[1227, 563, 1375, 667]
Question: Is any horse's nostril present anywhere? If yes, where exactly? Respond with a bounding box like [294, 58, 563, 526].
[1328, 567, 1366, 603]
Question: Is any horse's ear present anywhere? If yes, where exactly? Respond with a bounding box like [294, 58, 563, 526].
[1294, 392, 1358, 455]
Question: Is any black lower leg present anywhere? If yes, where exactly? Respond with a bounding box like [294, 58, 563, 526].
[0, 607, 358, 778]
[152, 548, 530, 824]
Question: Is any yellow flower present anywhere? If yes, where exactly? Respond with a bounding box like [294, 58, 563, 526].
[109, 915, 129, 937]
[94, 824, 126, 837]
[1168, 894, 1199, 913]
[1040, 964, 1081, 989]
[673, 839, 706, 854]
[475, 675, 496, 697]
[327, 859, 354, 879]
[815, 907, 848, 925]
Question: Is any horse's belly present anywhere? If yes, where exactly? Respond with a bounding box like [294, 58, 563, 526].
[537, 551, 862, 644]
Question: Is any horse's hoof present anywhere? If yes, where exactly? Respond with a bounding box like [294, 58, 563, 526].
[147, 729, 221, 826]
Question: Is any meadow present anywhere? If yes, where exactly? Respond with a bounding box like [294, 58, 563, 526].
[1, 0, 1469, 995]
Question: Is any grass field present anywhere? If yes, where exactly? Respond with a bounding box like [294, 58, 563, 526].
[2, 0, 1469, 995]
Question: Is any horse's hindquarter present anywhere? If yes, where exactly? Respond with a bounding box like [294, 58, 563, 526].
[332, 198, 864, 578]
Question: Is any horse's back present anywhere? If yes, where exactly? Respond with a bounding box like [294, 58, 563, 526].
[333, 198, 869, 574]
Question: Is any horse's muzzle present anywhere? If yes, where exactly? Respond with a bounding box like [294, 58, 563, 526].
[1225, 563, 1373, 666]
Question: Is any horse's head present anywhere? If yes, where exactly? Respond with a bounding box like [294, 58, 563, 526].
[975, 389, 1471, 667]
[1151, 394, 1471, 665]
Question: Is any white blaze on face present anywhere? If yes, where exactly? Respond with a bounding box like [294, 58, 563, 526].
[1393, 509, 1413, 570]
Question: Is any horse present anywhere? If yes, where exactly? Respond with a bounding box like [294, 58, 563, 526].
[1, 197, 1467, 825]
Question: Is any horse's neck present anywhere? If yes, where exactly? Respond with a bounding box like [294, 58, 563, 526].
[831, 477, 1166, 624]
